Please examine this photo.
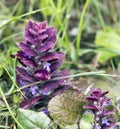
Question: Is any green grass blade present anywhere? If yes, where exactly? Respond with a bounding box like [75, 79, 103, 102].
[0, 125, 10, 128]
[20, 70, 120, 90]
[13, 70, 106, 93]
[0, 7, 49, 29]
[76, 0, 91, 57]
[93, 0, 105, 29]
[0, 32, 23, 45]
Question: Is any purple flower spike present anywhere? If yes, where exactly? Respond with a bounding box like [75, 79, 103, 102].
[12, 20, 72, 109]
[84, 87, 115, 129]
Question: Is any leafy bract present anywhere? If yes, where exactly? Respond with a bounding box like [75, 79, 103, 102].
[48, 89, 86, 128]
[17, 108, 51, 129]
[95, 27, 120, 63]
[79, 112, 94, 129]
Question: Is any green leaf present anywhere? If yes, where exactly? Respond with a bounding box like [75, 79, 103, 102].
[17, 108, 51, 129]
[40, 1, 51, 16]
[48, 90, 87, 128]
[80, 112, 94, 129]
[95, 27, 120, 63]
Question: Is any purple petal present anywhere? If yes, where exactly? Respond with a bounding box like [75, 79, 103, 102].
[19, 42, 36, 56]
[38, 34, 48, 40]
[17, 76, 29, 88]
[25, 22, 38, 44]
[25, 21, 33, 32]
[50, 61, 62, 73]
[25, 21, 35, 42]
[102, 119, 110, 126]
[38, 28, 46, 34]
[94, 125, 101, 129]
[100, 91, 109, 97]
[100, 98, 110, 106]
[39, 52, 65, 61]
[34, 70, 50, 81]
[91, 88, 101, 97]
[38, 21, 47, 29]
[103, 110, 115, 116]
[16, 67, 36, 82]
[43, 62, 51, 72]
[46, 27, 56, 40]
[87, 96, 98, 101]
[46, 27, 56, 45]
[40, 80, 60, 95]
[83, 105, 98, 110]
[17, 77, 37, 98]
[16, 51, 37, 67]
[20, 96, 43, 109]
[28, 28, 38, 35]
[29, 86, 38, 95]
[16, 51, 31, 59]
[42, 109, 49, 114]
[17, 76, 32, 97]
[114, 125, 120, 129]
[20, 57, 37, 67]
[33, 21, 39, 30]
[37, 41, 56, 52]
[53, 84, 72, 96]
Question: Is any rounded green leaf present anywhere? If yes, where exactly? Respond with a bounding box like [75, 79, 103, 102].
[95, 27, 120, 63]
[17, 108, 51, 129]
[48, 89, 87, 128]
[80, 112, 94, 129]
